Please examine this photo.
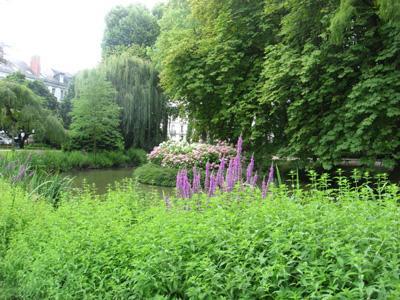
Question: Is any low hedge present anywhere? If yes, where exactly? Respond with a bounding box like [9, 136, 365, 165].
[133, 163, 179, 187]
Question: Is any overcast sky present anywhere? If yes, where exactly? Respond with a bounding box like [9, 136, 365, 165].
[0, 0, 163, 74]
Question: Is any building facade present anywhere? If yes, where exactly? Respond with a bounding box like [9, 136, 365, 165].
[0, 45, 71, 101]
[168, 116, 188, 142]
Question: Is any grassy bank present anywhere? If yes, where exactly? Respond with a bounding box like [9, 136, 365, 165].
[0, 177, 399, 298]
[0, 148, 147, 173]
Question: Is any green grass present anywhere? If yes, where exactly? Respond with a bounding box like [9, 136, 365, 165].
[0, 177, 399, 298]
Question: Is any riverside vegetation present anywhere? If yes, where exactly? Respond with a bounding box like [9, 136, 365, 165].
[0, 149, 147, 173]
[0, 149, 146, 205]
[0, 172, 399, 298]
[1, 137, 400, 298]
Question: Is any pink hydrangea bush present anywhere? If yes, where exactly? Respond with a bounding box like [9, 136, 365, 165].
[148, 140, 236, 169]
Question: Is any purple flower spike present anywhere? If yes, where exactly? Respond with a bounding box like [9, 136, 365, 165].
[192, 166, 201, 193]
[236, 135, 243, 158]
[205, 162, 211, 192]
[261, 177, 267, 198]
[208, 172, 217, 197]
[262, 163, 274, 199]
[226, 158, 235, 192]
[216, 159, 226, 189]
[246, 154, 254, 184]
[176, 169, 192, 199]
[251, 171, 258, 187]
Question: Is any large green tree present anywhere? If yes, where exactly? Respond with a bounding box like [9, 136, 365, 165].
[0, 78, 65, 148]
[153, 0, 273, 147]
[101, 52, 168, 150]
[69, 71, 123, 152]
[154, 0, 400, 168]
[102, 4, 160, 57]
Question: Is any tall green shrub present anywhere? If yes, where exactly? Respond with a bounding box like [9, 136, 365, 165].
[70, 70, 123, 152]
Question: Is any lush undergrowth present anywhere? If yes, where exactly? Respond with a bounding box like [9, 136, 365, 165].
[0, 154, 72, 206]
[1, 176, 399, 298]
[0, 148, 147, 172]
[133, 163, 180, 187]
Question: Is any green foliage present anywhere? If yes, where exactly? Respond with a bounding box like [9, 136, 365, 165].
[0, 175, 399, 298]
[102, 4, 160, 57]
[126, 148, 147, 166]
[0, 149, 146, 173]
[34, 115, 67, 148]
[0, 155, 73, 206]
[0, 73, 66, 148]
[70, 70, 123, 152]
[154, 0, 273, 145]
[27, 80, 59, 113]
[101, 52, 168, 150]
[60, 78, 75, 129]
[133, 163, 178, 187]
[154, 0, 400, 168]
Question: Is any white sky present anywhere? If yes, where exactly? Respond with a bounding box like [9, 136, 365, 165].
[0, 0, 163, 74]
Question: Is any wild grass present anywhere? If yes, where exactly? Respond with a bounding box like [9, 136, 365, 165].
[0, 154, 72, 206]
[0, 172, 399, 298]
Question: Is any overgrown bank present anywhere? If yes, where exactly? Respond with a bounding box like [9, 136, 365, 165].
[0, 149, 147, 173]
[0, 176, 399, 298]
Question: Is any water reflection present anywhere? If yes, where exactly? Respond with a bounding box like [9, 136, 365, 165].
[65, 168, 174, 196]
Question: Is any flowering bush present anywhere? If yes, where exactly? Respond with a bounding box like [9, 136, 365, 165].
[148, 140, 236, 169]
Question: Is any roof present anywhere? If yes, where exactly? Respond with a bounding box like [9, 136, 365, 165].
[0, 58, 70, 87]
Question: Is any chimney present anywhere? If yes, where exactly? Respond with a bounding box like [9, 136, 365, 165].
[30, 55, 41, 76]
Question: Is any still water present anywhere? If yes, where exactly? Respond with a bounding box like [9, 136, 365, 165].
[65, 168, 174, 196]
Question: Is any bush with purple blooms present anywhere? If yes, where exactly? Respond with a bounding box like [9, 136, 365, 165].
[176, 136, 274, 199]
[148, 140, 236, 170]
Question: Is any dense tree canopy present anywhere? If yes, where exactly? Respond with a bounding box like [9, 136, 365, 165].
[154, 0, 400, 168]
[0, 77, 65, 148]
[70, 70, 123, 152]
[27, 80, 59, 113]
[101, 52, 168, 150]
[102, 4, 160, 57]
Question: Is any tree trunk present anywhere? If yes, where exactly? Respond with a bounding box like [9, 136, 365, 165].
[18, 134, 29, 149]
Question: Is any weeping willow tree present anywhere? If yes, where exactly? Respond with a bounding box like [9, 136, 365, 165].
[101, 52, 168, 150]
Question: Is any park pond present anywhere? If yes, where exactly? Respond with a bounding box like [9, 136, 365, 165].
[66, 166, 400, 196]
[65, 168, 174, 196]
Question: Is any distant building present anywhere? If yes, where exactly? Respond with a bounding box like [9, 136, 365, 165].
[0, 44, 71, 101]
[168, 116, 188, 142]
